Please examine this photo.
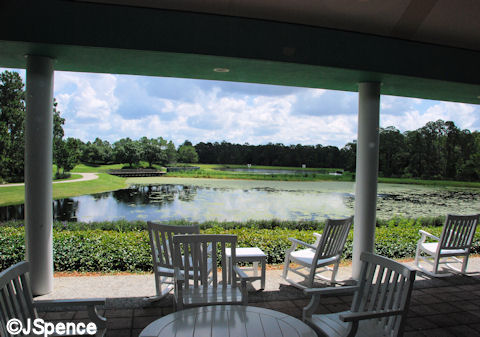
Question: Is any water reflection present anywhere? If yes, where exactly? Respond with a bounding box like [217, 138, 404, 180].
[0, 184, 352, 222]
[2, 182, 478, 223]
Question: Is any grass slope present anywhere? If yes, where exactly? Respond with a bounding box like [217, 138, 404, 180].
[0, 173, 127, 206]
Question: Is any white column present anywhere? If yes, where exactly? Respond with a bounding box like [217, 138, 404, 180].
[352, 82, 381, 279]
[25, 55, 54, 295]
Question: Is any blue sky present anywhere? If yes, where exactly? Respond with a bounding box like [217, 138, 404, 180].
[3, 68, 480, 148]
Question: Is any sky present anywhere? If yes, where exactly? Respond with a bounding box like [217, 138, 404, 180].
[3, 67, 480, 148]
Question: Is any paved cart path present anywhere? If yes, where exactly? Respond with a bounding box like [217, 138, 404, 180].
[0, 172, 99, 187]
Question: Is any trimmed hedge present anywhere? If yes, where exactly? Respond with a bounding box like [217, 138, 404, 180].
[0, 216, 448, 232]
[1, 219, 478, 272]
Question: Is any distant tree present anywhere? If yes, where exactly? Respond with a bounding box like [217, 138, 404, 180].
[156, 137, 169, 165]
[340, 141, 356, 172]
[54, 137, 81, 176]
[166, 140, 177, 164]
[52, 100, 66, 175]
[178, 143, 199, 163]
[93, 138, 113, 163]
[404, 130, 425, 178]
[195, 142, 216, 164]
[0, 71, 25, 182]
[81, 138, 113, 164]
[454, 130, 479, 180]
[113, 138, 141, 167]
[378, 126, 406, 177]
[139, 137, 168, 167]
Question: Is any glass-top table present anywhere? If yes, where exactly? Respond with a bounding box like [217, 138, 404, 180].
[139, 305, 316, 337]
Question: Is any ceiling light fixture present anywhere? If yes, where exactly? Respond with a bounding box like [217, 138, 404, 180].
[213, 68, 230, 73]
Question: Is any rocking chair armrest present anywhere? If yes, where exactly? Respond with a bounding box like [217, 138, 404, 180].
[174, 267, 185, 284]
[288, 238, 316, 250]
[232, 266, 249, 305]
[312, 233, 322, 247]
[304, 285, 359, 296]
[418, 230, 440, 241]
[34, 299, 107, 328]
[303, 286, 359, 320]
[339, 309, 404, 322]
[232, 265, 250, 281]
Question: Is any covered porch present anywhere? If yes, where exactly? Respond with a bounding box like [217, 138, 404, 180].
[34, 258, 480, 337]
[1, 3, 480, 337]
[2, 0, 480, 296]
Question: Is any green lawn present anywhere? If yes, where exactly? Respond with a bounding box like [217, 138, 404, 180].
[71, 162, 165, 173]
[0, 173, 127, 206]
[2, 162, 479, 207]
[165, 163, 353, 181]
[73, 163, 480, 187]
[378, 176, 480, 188]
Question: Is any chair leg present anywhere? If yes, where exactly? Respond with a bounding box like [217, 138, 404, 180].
[461, 255, 469, 273]
[414, 245, 421, 268]
[307, 267, 316, 288]
[155, 276, 160, 295]
[433, 256, 440, 275]
[144, 276, 173, 302]
[282, 257, 290, 279]
[331, 262, 340, 284]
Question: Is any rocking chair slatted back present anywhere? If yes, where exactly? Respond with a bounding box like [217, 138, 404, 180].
[439, 214, 479, 251]
[0, 262, 37, 337]
[315, 216, 353, 260]
[173, 234, 236, 289]
[147, 222, 200, 270]
[352, 252, 415, 337]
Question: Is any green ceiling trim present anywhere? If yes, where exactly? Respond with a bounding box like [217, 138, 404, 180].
[1, 0, 479, 104]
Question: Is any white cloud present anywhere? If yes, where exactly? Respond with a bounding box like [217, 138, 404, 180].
[3, 67, 480, 148]
[381, 101, 480, 132]
[54, 72, 119, 139]
[424, 102, 477, 130]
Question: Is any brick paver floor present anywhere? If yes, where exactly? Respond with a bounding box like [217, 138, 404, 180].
[38, 272, 480, 337]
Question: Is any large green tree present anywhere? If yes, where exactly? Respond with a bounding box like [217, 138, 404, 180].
[81, 138, 113, 164]
[54, 137, 82, 176]
[166, 140, 178, 164]
[178, 141, 199, 163]
[52, 99, 68, 176]
[113, 138, 141, 167]
[139, 137, 168, 167]
[0, 71, 25, 182]
[378, 126, 407, 177]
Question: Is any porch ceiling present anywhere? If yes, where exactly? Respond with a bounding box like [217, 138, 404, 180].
[1, 0, 480, 104]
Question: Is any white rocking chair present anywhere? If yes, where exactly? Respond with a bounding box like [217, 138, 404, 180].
[303, 252, 416, 337]
[415, 214, 479, 277]
[172, 234, 249, 311]
[0, 262, 106, 337]
[146, 222, 200, 301]
[283, 216, 353, 288]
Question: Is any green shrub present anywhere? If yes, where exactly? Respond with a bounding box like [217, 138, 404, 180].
[1, 219, 478, 272]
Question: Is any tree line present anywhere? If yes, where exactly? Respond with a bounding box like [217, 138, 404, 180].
[193, 120, 480, 181]
[79, 138, 197, 167]
[2, 70, 480, 183]
[194, 142, 343, 168]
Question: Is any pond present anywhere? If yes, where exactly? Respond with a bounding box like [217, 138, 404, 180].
[1, 178, 479, 222]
